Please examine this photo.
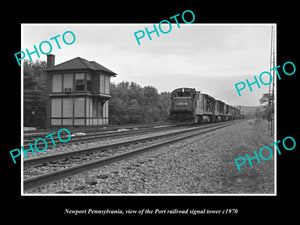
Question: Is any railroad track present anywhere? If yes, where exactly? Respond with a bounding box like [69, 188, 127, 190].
[23, 124, 178, 148]
[23, 122, 174, 138]
[23, 120, 241, 192]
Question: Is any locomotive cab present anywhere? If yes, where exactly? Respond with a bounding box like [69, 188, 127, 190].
[169, 88, 196, 122]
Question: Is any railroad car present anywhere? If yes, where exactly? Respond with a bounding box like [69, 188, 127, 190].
[169, 87, 241, 123]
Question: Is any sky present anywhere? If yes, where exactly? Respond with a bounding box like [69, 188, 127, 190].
[22, 23, 276, 106]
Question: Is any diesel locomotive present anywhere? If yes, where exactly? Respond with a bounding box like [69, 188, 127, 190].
[169, 87, 241, 123]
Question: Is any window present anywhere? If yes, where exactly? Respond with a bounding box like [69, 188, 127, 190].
[86, 73, 92, 91]
[51, 98, 62, 117]
[74, 98, 85, 117]
[62, 119, 72, 125]
[52, 74, 62, 92]
[176, 91, 190, 97]
[103, 101, 108, 117]
[51, 119, 61, 125]
[63, 98, 73, 117]
[75, 80, 85, 91]
[86, 97, 92, 118]
[63, 74, 73, 92]
[75, 73, 85, 91]
[99, 75, 105, 93]
[92, 99, 103, 118]
[105, 76, 110, 94]
[74, 119, 85, 125]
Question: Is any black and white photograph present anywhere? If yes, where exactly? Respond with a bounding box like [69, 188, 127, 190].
[21, 24, 276, 195]
[4, 5, 298, 220]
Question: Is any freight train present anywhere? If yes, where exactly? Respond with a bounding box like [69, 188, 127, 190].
[169, 87, 241, 123]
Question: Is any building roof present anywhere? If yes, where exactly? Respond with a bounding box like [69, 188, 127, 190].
[46, 57, 117, 76]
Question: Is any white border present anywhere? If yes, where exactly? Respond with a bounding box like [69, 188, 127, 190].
[21, 24, 24, 194]
[21, 23, 277, 196]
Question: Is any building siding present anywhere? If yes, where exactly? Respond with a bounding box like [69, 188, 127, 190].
[45, 56, 116, 127]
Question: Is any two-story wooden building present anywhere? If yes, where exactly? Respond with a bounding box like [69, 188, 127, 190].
[45, 54, 117, 127]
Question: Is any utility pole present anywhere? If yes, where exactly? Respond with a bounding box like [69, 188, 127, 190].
[268, 26, 275, 136]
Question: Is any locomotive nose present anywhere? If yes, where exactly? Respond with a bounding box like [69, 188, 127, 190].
[171, 97, 192, 111]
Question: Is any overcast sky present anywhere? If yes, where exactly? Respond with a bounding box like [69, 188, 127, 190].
[22, 23, 275, 106]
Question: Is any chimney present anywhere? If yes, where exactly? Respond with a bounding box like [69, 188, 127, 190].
[47, 54, 55, 68]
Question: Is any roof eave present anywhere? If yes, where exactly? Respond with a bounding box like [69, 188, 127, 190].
[45, 68, 117, 76]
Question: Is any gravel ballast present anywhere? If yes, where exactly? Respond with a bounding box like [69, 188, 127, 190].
[24, 126, 200, 160]
[26, 119, 275, 194]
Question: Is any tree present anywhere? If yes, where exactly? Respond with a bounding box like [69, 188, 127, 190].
[259, 93, 274, 105]
[128, 82, 144, 105]
[24, 59, 47, 90]
[127, 99, 143, 123]
[109, 97, 125, 124]
[23, 59, 48, 128]
[142, 86, 159, 106]
[258, 93, 274, 120]
[109, 81, 171, 124]
[158, 92, 171, 119]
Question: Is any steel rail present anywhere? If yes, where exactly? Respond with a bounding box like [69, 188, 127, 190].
[23, 121, 235, 168]
[23, 122, 174, 137]
[23, 124, 177, 148]
[23, 121, 239, 192]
